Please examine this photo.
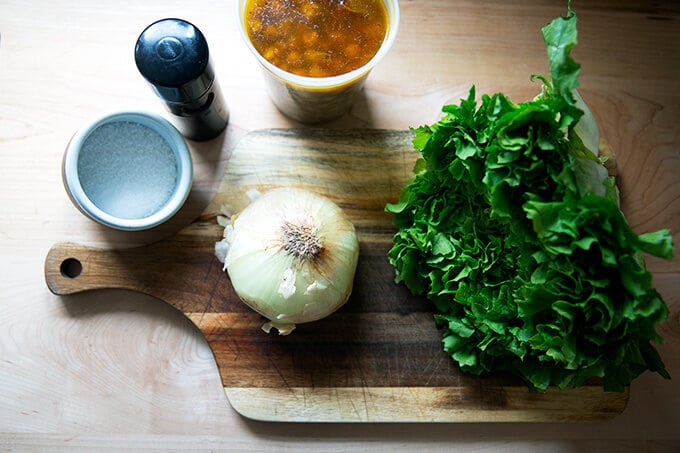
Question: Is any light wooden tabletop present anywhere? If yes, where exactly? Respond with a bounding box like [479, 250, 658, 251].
[1, 0, 679, 451]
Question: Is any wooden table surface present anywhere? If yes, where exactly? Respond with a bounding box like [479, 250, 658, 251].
[1, 0, 679, 451]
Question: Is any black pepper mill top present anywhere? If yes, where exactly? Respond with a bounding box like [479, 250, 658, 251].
[135, 18, 228, 141]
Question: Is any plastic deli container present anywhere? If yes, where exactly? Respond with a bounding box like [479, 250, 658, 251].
[238, 0, 400, 123]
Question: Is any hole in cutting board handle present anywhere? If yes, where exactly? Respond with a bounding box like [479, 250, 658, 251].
[60, 258, 82, 279]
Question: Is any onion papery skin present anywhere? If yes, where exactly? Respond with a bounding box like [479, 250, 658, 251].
[222, 187, 359, 335]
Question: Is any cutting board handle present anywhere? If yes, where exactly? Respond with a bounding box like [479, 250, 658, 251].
[45, 242, 145, 295]
[44, 227, 225, 313]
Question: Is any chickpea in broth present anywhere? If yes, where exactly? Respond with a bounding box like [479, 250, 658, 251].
[244, 0, 389, 78]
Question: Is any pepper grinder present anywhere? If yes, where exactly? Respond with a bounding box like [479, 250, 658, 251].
[135, 18, 229, 141]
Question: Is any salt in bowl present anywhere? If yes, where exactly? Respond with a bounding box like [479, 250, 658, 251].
[62, 111, 193, 231]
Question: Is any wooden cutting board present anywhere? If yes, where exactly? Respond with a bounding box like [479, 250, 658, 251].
[44, 128, 628, 422]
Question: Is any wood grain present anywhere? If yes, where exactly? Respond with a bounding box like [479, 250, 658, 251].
[44, 129, 629, 422]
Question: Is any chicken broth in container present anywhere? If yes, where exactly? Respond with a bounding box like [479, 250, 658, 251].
[238, 0, 399, 122]
[245, 0, 388, 77]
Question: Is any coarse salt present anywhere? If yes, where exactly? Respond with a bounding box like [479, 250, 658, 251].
[77, 121, 178, 219]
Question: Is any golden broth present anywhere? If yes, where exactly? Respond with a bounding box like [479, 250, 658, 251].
[244, 0, 389, 78]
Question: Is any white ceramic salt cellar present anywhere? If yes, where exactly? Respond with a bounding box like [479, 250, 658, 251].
[62, 110, 193, 231]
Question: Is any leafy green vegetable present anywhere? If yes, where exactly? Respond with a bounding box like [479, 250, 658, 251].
[386, 4, 673, 391]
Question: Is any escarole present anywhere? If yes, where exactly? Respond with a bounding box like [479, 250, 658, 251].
[216, 187, 359, 335]
[386, 4, 673, 391]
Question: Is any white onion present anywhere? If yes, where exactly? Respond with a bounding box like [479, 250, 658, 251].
[215, 187, 359, 335]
